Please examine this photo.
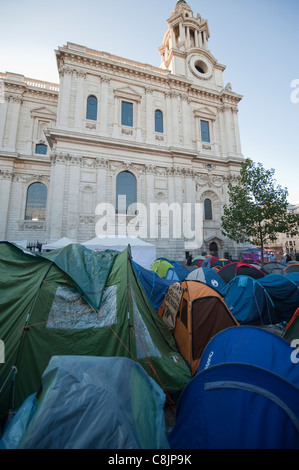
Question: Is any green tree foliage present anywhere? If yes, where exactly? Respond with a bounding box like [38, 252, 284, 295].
[221, 159, 299, 262]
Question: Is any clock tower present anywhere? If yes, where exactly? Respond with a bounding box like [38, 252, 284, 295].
[159, 0, 226, 91]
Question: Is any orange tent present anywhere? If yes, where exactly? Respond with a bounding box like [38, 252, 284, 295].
[159, 280, 238, 375]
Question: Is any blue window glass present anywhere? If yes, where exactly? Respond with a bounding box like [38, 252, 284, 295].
[116, 171, 137, 213]
[204, 198, 212, 220]
[86, 95, 98, 121]
[121, 101, 133, 127]
[155, 109, 163, 133]
[200, 120, 210, 142]
[25, 182, 47, 220]
[35, 144, 47, 155]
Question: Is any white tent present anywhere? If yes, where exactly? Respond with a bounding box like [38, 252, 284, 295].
[42, 237, 75, 251]
[8, 240, 27, 249]
[81, 236, 156, 269]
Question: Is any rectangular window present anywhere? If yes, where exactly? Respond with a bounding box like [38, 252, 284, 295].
[121, 101, 133, 127]
[200, 120, 210, 142]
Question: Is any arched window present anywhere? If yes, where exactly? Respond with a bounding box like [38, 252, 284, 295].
[155, 109, 163, 133]
[116, 171, 137, 214]
[25, 182, 47, 220]
[204, 198, 212, 220]
[35, 144, 47, 155]
[80, 186, 94, 214]
[86, 95, 98, 121]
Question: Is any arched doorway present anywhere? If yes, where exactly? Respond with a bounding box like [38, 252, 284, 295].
[209, 241, 218, 257]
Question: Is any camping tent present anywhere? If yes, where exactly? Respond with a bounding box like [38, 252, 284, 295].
[210, 259, 230, 271]
[132, 261, 175, 311]
[0, 356, 169, 449]
[169, 326, 299, 449]
[190, 255, 205, 266]
[0, 242, 191, 422]
[41, 237, 74, 251]
[218, 262, 265, 283]
[258, 273, 299, 322]
[200, 255, 219, 268]
[186, 267, 227, 295]
[169, 363, 299, 449]
[197, 326, 299, 384]
[283, 263, 299, 275]
[158, 280, 238, 375]
[165, 266, 190, 281]
[284, 308, 299, 344]
[223, 275, 278, 325]
[261, 261, 286, 275]
[81, 236, 156, 269]
[150, 259, 174, 278]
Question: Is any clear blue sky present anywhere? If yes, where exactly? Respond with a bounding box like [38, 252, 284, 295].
[1, 0, 298, 203]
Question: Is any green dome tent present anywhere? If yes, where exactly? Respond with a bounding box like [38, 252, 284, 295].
[0, 242, 191, 424]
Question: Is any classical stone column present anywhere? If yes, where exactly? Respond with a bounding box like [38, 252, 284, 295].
[0, 99, 8, 147]
[7, 95, 22, 150]
[47, 155, 67, 241]
[221, 104, 234, 155]
[145, 87, 153, 143]
[232, 107, 242, 155]
[171, 92, 180, 147]
[74, 70, 86, 129]
[136, 100, 142, 142]
[66, 162, 81, 239]
[112, 97, 119, 138]
[100, 76, 110, 135]
[182, 94, 191, 148]
[0, 171, 13, 239]
[165, 92, 172, 146]
[57, 67, 73, 127]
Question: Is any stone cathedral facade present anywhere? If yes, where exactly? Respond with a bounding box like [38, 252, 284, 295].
[0, 0, 245, 260]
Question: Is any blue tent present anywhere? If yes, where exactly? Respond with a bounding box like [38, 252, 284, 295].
[165, 266, 190, 281]
[223, 275, 278, 325]
[186, 267, 227, 295]
[197, 326, 299, 386]
[132, 261, 174, 311]
[169, 326, 299, 449]
[169, 363, 299, 449]
[257, 273, 299, 322]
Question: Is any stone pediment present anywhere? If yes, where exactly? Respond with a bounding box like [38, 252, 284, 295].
[113, 86, 142, 102]
[30, 106, 57, 119]
[194, 106, 216, 120]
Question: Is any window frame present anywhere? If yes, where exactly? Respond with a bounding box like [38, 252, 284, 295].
[155, 109, 164, 134]
[116, 171, 137, 214]
[35, 143, 48, 155]
[25, 182, 48, 221]
[121, 101, 134, 127]
[204, 198, 213, 220]
[200, 119, 210, 143]
[86, 95, 98, 121]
